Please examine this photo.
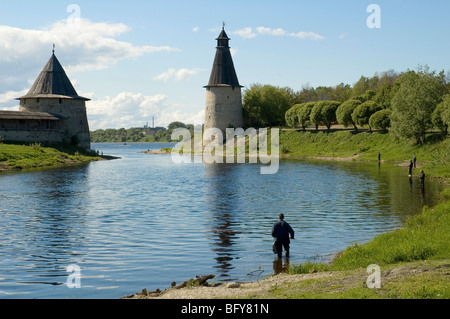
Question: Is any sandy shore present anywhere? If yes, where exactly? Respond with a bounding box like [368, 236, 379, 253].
[122, 260, 449, 299]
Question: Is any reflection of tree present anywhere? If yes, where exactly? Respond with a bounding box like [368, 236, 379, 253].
[204, 163, 241, 280]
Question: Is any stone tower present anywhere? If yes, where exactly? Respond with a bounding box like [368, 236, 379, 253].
[204, 26, 244, 135]
[17, 52, 91, 149]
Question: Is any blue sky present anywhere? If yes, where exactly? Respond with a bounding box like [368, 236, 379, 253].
[1, 0, 449, 130]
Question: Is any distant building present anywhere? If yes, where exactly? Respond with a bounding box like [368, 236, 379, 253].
[204, 25, 244, 135]
[0, 52, 91, 149]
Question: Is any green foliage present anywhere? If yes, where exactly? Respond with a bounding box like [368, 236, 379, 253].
[369, 109, 392, 132]
[374, 82, 394, 108]
[167, 121, 187, 130]
[336, 100, 361, 129]
[285, 104, 303, 128]
[432, 95, 450, 134]
[390, 67, 446, 144]
[297, 102, 315, 131]
[90, 124, 195, 143]
[243, 84, 296, 127]
[352, 101, 382, 131]
[285, 102, 315, 130]
[309, 101, 340, 130]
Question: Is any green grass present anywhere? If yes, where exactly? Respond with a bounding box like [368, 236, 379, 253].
[0, 142, 104, 171]
[289, 199, 449, 275]
[280, 130, 450, 178]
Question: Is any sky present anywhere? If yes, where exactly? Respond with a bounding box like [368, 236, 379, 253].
[0, 0, 449, 130]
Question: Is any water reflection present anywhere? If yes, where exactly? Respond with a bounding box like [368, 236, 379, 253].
[1, 166, 91, 288]
[204, 163, 241, 280]
[0, 143, 444, 299]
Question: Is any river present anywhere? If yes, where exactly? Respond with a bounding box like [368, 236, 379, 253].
[0, 143, 442, 299]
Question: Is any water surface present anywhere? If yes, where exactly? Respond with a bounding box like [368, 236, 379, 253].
[0, 143, 442, 299]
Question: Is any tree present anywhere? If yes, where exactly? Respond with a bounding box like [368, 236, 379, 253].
[369, 109, 391, 132]
[243, 84, 294, 127]
[297, 102, 315, 131]
[351, 76, 370, 97]
[374, 82, 393, 109]
[390, 67, 446, 144]
[432, 95, 450, 134]
[310, 101, 340, 131]
[168, 121, 187, 130]
[352, 101, 382, 131]
[336, 100, 361, 130]
[285, 104, 303, 128]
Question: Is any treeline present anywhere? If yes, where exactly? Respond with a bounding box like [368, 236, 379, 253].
[90, 122, 194, 143]
[243, 66, 450, 144]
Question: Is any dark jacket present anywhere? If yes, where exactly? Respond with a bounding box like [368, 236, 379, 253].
[272, 220, 294, 243]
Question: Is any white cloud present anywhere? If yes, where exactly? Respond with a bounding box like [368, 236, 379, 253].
[233, 27, 256, 39]
[0, 19, 179, 93]
[153, 68, 205, 82]
[231, 25, 325, 41]
[86, 91, 204, 130]
[256, 27, 286, 36]
[288, 31, 325, 40]
[339, 33, 349, 39]
[192, 26, 200, 32]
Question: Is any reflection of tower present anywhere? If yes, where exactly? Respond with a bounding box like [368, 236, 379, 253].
[204, 25, 244, 134]
[205, 164, 240, 280]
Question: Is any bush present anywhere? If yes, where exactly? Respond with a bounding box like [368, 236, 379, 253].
[310, 101, 340, 130]
[369, 109, 391, 132]
[352, 101, 382, 131]
[432, 96, 450, 134]
[336, 100, 361, 130]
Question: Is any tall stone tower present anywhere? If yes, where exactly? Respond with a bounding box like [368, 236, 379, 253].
[204, 26, 244, 135]
[17, 52, 91, 149]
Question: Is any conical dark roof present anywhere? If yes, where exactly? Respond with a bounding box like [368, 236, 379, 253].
[205, 28, 242, 88]
[18, 53, 89, 100]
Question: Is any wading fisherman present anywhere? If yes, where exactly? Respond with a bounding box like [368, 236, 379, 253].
[272, 214, 295, 258]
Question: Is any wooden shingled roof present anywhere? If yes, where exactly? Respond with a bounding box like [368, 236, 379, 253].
[205, 28, 242, 88]
[17, 53, 90, 101]
[0, 110, 61, 121]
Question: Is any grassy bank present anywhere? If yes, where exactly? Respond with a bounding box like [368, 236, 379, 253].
[0, 143, 107, 172]
[278, 130, 450, 298]
[280, 130, 449, 178]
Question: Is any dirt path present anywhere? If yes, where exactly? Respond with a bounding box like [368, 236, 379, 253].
[123, 260, 449, 299]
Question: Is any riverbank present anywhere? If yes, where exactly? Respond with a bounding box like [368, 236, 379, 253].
[129, 131, 449, 299]
[125, 195, 450, 299]
[0, 143, 114, 173]
[279, 130, 449, 178]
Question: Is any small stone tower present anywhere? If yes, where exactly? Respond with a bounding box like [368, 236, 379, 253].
[17, 52, 91, 149]
[204, 26, 244, 134]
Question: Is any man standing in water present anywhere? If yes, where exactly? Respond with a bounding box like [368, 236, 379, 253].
[272, 214, 295, 258]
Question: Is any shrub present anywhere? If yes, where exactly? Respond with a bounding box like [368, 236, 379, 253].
[369, 109, 392, 132]
[352, 101, 382, 131]
[336, 100, 361, 130]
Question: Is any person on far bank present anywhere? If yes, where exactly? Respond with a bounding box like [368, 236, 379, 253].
[413, 153, 417, 168]
[272, 214, 295, 259]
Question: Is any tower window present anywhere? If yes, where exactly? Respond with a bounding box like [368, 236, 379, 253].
[37, 98, 40, 103]
[59, 98, 62, 104]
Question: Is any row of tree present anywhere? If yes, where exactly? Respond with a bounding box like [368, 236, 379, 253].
[90, 122, 194, 143]
[243, 66, 450, 144]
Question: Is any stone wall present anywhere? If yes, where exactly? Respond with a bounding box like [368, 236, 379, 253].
[0, 129, 65, 145]
[19, 98, 91, 149]
[204, 86, 244, 134]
